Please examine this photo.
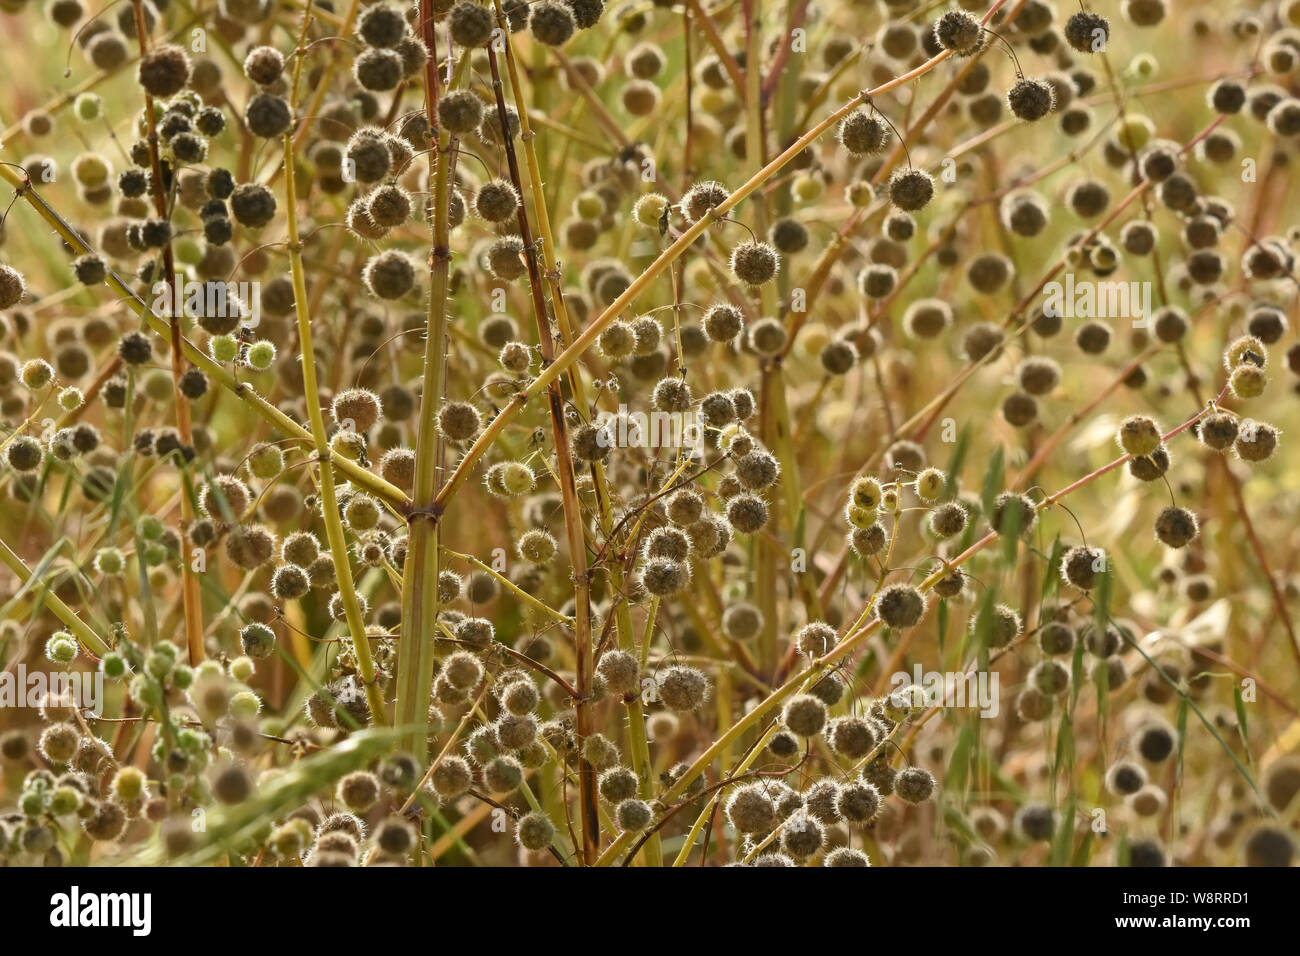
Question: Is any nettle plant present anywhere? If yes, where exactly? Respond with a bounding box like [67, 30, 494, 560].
[0, 0, 1297, 869]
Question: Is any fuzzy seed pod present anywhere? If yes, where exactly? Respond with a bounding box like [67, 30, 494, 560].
[530, 0, 576, 44]
[1007, 77, 1055, 121]
[990, 491, 1037, 538]
[725, 493, 769, 534]
[570, 422, 612, 462]
[438, 91, 485, 135]
[934, 9, 984, 54]
[138, 45, 191, 97]
[1064, 11, 1109, 52]
[726, 784, 777, 834]
[437, 401, 482, 441]
[1060, 545, 1105, 589]
[363, 250, 417, 300]
[596, 650, 640, 696]
[928, 501, 968, 539]
[876, 584, 925, 629]
[730, 240, 779, 286]
[474, 179, 520, 222]
[1234, 422, 1279, 463]
[894, 767, 936, 804]
[721, 602, 763, 641]
[886, 168, 934, 211]
[1154, 506, 1198, 548]
[655, 664, 708, 711]
[837, 110, 889, 155]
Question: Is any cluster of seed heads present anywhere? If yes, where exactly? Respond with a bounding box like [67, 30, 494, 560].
[0, 0, 1297, 871]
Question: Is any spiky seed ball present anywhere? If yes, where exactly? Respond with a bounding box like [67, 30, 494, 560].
[828, 717, 877, 760]
[1235, 422, 1279, 462]
[243, 45, 283, 86]
[928, 501, 968, 539]
[598, 767, 638, 804]
[230, 183, 277, 228]
[656, 665, 708, 711]
[530, 0, 576, 44]
[933, 569, 965, 598]
[1105, 759, 1148, 797]
[876, 584, 925, 629]
[991, 491, 1037, 538]
[819, 339, 857, 375]
[837, 779, 882, 823]
[980, 604, 1021, 648]
[337, 771, 381, 812]
[6, 436, 44, 472]
[1154, 506, 1198, 548]
[735, 450, 779, 490]
[895, 767, 935, 804]
[570, 422, 612, 462]
[358, 3, 408, 47]
[726, 493, 769, 534]
[245, 92, 293, 139]
[911, 467, 944, 503]
[484, 756, 524, 793]
[514, 811, 555, 851]
[641, 558, 689, 595]
[887, 168, 934, 211]
[1198, 412, 1238, 451]
[850, 476, 883, 511]
[474, 180, 519, 222]
[1002, 391, 1037, 428]
[1209, 79, 1246, 114]
[730, 240, 779, 286]
[609, 798, 648, 832]
[963, 321, 1004, 361]
[517, 529, 557, 564]
[1065, 11, 1109, 52]
[730, 387, 756, 420]
[594, 650, 638, 698]
[1246, 306, 1287, 345]
[449, 1, 494, 47]
[644, 526, 691, 562]
[1017, 356, 1061, 396]
[747, 317, 787, 356]
[429, 757, 472, 800]
[331, 388, 382, 434]
[363, 250, 416, 299]
[437, 401, 481, 442]
[263, 559, 309, 600]
[437, 91, 484, 135]
[727, 784, 777, 834]
[1013, 803, 1056, 842]
[1060, 545, 1105, 589]
[1007, 77, 1055, 121]
[1135, 720, 1175, 763]
[666, 489, 704, 526]
[934, 9, 984, 54]
[778, 812, 823, 858]
[486, 236, 527, 281]
[682, 179, 729, 223]
[367, 184, 411, 227]
[781, 694, 828, 737]
[138, 44, 190, 97]
[1, 264, 28, 310]
[767, 731, 800, 759]
[1229, 364, 1267, 399]
[1152, 306, 1188, 342]
[795, 621, 836, 658]
[837, 110, 889, 155]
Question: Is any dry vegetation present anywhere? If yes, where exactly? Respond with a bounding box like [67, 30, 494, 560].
[0, 0, 1298, 868]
